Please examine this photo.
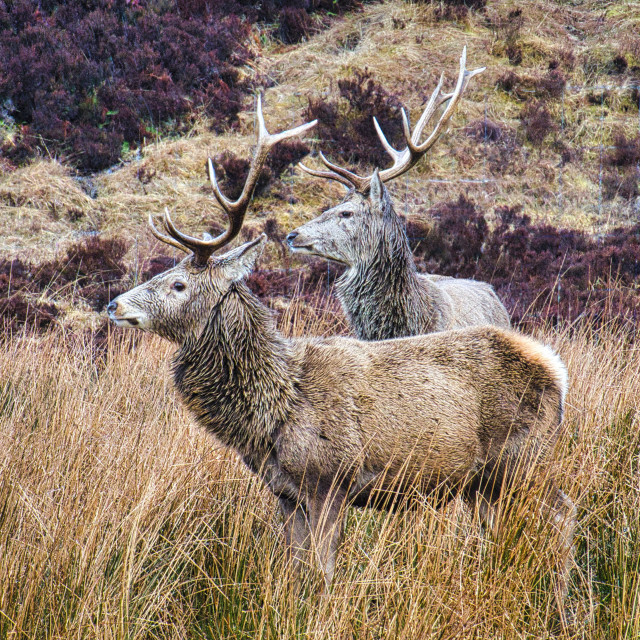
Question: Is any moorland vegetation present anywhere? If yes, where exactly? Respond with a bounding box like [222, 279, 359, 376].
[1, 0, 639, 637]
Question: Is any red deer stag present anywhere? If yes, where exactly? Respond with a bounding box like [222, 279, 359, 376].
[107, 96, 575, 616]
[287, 48, 510, 340]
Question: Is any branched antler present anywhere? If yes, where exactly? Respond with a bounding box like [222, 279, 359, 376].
[299, 47, 484, 193]
[150, 95, 317, 266]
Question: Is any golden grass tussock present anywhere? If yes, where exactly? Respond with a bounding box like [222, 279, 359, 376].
[1, 304, 639, 638]
[0, 160, 97, 259]
[2, 0, 640, 636]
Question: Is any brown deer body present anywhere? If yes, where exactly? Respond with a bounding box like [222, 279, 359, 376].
[109, 233, 575, 594]
[288, 173, 509, 340]
[288, 49, 510, 339]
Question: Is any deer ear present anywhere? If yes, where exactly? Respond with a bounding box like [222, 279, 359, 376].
[368, 168, 385, 213]
[218, 234, 267, 282]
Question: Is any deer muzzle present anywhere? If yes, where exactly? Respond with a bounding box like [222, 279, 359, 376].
[107, 296, 145, 329]
[286, 230, 315, 253]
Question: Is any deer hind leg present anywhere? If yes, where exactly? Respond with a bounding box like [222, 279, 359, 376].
[461, 458, 504, 534]
[544, 483, 577, 625]
[501, 451, 577, 620]
[464, 458, 577, 626]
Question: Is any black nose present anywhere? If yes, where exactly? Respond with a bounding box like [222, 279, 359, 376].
[286, 231, 298, 246]
[107, 301, 117, 314]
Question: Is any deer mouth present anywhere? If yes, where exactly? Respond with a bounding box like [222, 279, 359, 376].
[288, 242, 315, 253]
[286, 235, 348, 264]
[109, 315, 141, 328]
[286, 234, 318, 254]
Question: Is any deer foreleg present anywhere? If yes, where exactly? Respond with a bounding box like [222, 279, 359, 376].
[307, 488, 347, 588]
[279, 497, 312, 573]
[547, 485, 577, 628]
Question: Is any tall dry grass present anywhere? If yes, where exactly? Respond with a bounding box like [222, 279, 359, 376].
[1, 299, 639, 639]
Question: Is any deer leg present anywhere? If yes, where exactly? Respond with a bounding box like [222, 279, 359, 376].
[489, 454, 577, 619]
[306, 488, 348, 589]
[279, 497, 312, 573]
[544, 484, 577, 627]
[474, 492, 498, 534]
[465, 462, 577, 627]
[462, 462, 501, 535]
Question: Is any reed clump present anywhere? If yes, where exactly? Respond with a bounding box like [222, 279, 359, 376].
[0, 299, 638, 639]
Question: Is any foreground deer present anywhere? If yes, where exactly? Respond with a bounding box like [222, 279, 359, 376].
[287, 48, 510, 340]
[107, 97, 575, 615]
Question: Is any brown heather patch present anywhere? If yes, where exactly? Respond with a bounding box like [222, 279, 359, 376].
[4, 199, 640, 337]
[2, 0, 639, 269]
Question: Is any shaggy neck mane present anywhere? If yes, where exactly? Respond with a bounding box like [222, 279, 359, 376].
[337, 210, 437, 340]
[172, 283, 297, 458]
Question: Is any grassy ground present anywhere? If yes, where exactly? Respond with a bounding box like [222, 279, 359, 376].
[1, 300, 639, 639]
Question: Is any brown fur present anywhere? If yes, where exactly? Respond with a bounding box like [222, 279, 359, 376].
[287, 172, 510, 340]
[108, 236, 574, 603]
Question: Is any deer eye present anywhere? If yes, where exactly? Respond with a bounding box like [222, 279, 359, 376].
[340, 210, 353, 218]
[172, 281, 186, 292]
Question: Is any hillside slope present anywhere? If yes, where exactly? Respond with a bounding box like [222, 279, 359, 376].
[1, 0, 639, 330]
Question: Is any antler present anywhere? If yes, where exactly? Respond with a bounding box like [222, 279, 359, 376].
[299, 47, 485, 193]
[150, 94, 317, 267]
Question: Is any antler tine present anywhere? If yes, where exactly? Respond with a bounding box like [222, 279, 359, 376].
[409, 72, 446, 147]
[372, 70, 444, 185]
[298, 160, 355, 189]
[148, 94, 317, 266]
[411, 49, 487, 155]
[296, 48, 483, 194]
[298, 150, 371, 191]
[203, 93, 317, 253]
[148, 212, 190, 254]
[147, 208, 217, 266]
[372, 116, 413, 183]
[373, 116, 406, 165]
[317, 152, 370, 192]
[375, 46, 484, 185]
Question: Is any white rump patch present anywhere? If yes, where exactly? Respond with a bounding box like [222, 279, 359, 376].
[534, 341, 569, 408]
[507, 330, 569, 411]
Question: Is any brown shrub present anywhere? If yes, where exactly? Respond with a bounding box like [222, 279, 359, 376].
[0, 294, 59, 334]
[610, 54, 628, 75]
[464, 119, 505, 143]
[405, 197, 640, 329]
[606, 132, 640, 168]
[305, 68, 405, 170]
[462, 119, 521, 174]
[277, 7, 314, 44]
[602, 169, 640, 201]
[520, 100, 556, 146]
[212, 139, 310, 200]
[0, 236, 129, 333]
[490, 8, 525, 65]
[496, 70, 521, 94]
[538, 70, 566, 99]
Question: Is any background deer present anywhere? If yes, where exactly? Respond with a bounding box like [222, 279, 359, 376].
[107, 97, 575, 614]
[287, 48, 510, 340]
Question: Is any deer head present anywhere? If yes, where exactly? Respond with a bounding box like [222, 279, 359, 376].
[107, 96, 316, 342]
[286, 169, 394, 265]
[287, 48, 484, 266]
[108, 231, 268, 342]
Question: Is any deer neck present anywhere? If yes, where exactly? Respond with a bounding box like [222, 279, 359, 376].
[337, 216, 441, 340]
[172, 283, 297, 458]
